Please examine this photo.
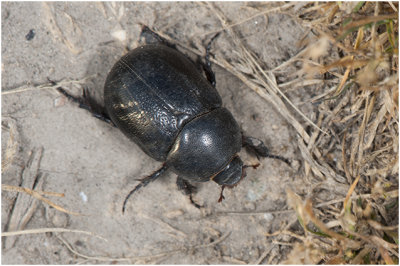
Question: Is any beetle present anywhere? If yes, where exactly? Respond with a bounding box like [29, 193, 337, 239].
[57, 26, 289, 213]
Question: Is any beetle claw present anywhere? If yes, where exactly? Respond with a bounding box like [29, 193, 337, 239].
[218, 185, 226, 203]
[189, 195, 202, 209]
[176, 177, 203, 209]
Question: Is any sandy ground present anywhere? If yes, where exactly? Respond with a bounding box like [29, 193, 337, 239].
[2, 2, 310, 264]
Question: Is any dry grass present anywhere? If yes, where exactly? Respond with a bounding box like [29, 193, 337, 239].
[206, 1, 398, 264]
[281, 2, 398, 264]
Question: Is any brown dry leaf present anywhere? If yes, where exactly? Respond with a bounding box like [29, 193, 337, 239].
[379, 246, 395, 264]
[367, 220, 398, 231]
[341, 13, 399, 34]
[324, 253, 346, 264]
[321, 57, 369, 74]
[350, 246, 372, 264]
[355, 60, 381, 89]
[282, 241, 325, 264]
[304, 199, 348, 243]
[303, 36, 331, 60]
[343, 175, 361, 212]
[286, 189, 308, 230]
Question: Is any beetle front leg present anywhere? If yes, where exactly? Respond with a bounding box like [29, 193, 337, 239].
[57, 87, 115, 127]
[176, 177, 202, 209]
[242, 136, 290, 165]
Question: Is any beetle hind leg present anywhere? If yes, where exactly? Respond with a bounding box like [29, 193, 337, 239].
[57, 87, 115, 126]
[176, 177, 202, 209]
[242, 136, 290, 165]
[202, 32, 221, 88]
[122, 164, 169, 213]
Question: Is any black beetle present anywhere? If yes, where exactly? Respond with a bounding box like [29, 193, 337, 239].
[57, 26, 289, 213]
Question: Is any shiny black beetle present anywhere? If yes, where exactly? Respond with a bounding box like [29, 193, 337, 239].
[58, 26, 289, 213]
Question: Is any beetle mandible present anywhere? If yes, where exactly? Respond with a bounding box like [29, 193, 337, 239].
[57, 26, 289, 213]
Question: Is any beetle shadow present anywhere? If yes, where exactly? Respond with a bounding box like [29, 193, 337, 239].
[82, 41, 125, 114]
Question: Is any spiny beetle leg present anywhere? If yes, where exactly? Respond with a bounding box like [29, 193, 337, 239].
[57, 87, 115, 127]
[176, 177, 202, 209]
[122, 164, 169, 213]
[242, 136, 290, 165]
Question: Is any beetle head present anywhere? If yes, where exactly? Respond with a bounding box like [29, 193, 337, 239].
[213, 156, 244, 186]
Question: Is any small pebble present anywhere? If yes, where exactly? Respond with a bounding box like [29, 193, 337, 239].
[246, 190, 257, 201]
[54, 96, 66, 107]
[263, 213, 274, 222]
[79, 191, 88, 203]
[25, 29, 35, 41]
[111, 29, 126, 42]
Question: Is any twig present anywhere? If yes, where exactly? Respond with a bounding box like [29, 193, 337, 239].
[252, 245, 274, 264]
[2, 228, 107, 242]
[57, 231, 231, 263]
[215, 209, 293, 216]
[139, 214, 187, 239]
[315, 193, 373, 208]
[2, 76, 95, 96]
[197, 2, 296, 37]
[2, 184, 65, 198]
[2, 184, 82, 216]
[222, 256, 247, 264]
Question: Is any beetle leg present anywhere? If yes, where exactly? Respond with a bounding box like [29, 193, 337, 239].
[242, 136, 290, 165]
[176, 177, 202, 209]
[218, 185, 226, 203]
[202, 33, 221, 88]
[122, 164, 169, 213]
[140, 24, 219, 88]
[57, 87, 115, 127]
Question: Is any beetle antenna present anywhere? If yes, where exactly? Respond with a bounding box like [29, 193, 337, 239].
[122, 164, 169, 213]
